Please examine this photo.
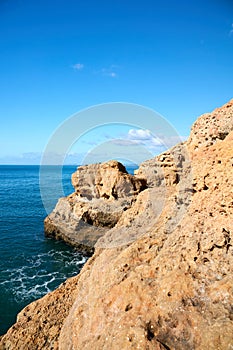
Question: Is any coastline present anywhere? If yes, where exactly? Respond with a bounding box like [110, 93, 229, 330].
[1, 100, 233, 349]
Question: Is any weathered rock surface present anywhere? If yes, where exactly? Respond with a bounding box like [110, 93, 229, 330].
[0, 274, 81, 349]
[188, 99, 233, 150]
[1, 99, 233, 350]
[44, 160, 147, 254]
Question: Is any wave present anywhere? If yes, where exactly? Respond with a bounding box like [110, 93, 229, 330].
[0, 249, 87, 302]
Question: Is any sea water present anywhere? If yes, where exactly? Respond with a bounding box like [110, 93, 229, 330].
[0, 165, 87, 335]
[0, 164, 136, 335]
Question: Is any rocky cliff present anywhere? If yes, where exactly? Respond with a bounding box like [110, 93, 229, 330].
[1, 99, 233, 350]
[44, 160, 147, 254]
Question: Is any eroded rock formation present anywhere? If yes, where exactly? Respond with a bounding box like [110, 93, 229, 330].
[1, 99, 233, 350]
[44, 160, 147, 254]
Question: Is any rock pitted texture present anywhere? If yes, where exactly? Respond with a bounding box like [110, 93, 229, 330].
[1, 99, 233, 350]
[0, 275, 81, 349]
[44, 160, 147, 254]
[188, 99, 233, 150]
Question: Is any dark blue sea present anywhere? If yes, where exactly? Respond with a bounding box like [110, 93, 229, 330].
[0, 165, 87, 335]
[0, 164, 136, 335]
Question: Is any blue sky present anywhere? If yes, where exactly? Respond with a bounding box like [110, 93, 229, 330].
[0, 0, 232, 164]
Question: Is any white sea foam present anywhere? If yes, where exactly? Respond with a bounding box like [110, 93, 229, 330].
[0, 249, 87, 302]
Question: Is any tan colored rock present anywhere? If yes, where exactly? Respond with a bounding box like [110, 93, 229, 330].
[72, 160, 145, 200]
[188, 98, 233, 150]
[44, 160, 147, 254]
[0, 274, 81, 350]
[58, 117, 233, 350]
[1, 100, 233, 350]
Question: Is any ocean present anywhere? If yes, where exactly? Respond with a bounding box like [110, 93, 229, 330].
[0, 165, 87, 335]
[0, 164, 136, 335]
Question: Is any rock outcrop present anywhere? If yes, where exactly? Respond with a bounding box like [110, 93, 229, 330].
[1, 99, 233, 350]
[44, 160, 147, 254]
[0, 275, 81, 349]
[188, 99, 233, 149]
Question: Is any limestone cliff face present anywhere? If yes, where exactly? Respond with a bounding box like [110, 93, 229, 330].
[1, 100, 233, 350]
[188, 99, 233, 150]
[44, 160, 147, 254]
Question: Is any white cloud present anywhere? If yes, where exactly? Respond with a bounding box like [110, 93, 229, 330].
[111, 139, 139, 146]
[127, 129, 163, 146]
[72, 63, 84, 70]
[128, 129, 152, 141]
[125, 129, 188, 154]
